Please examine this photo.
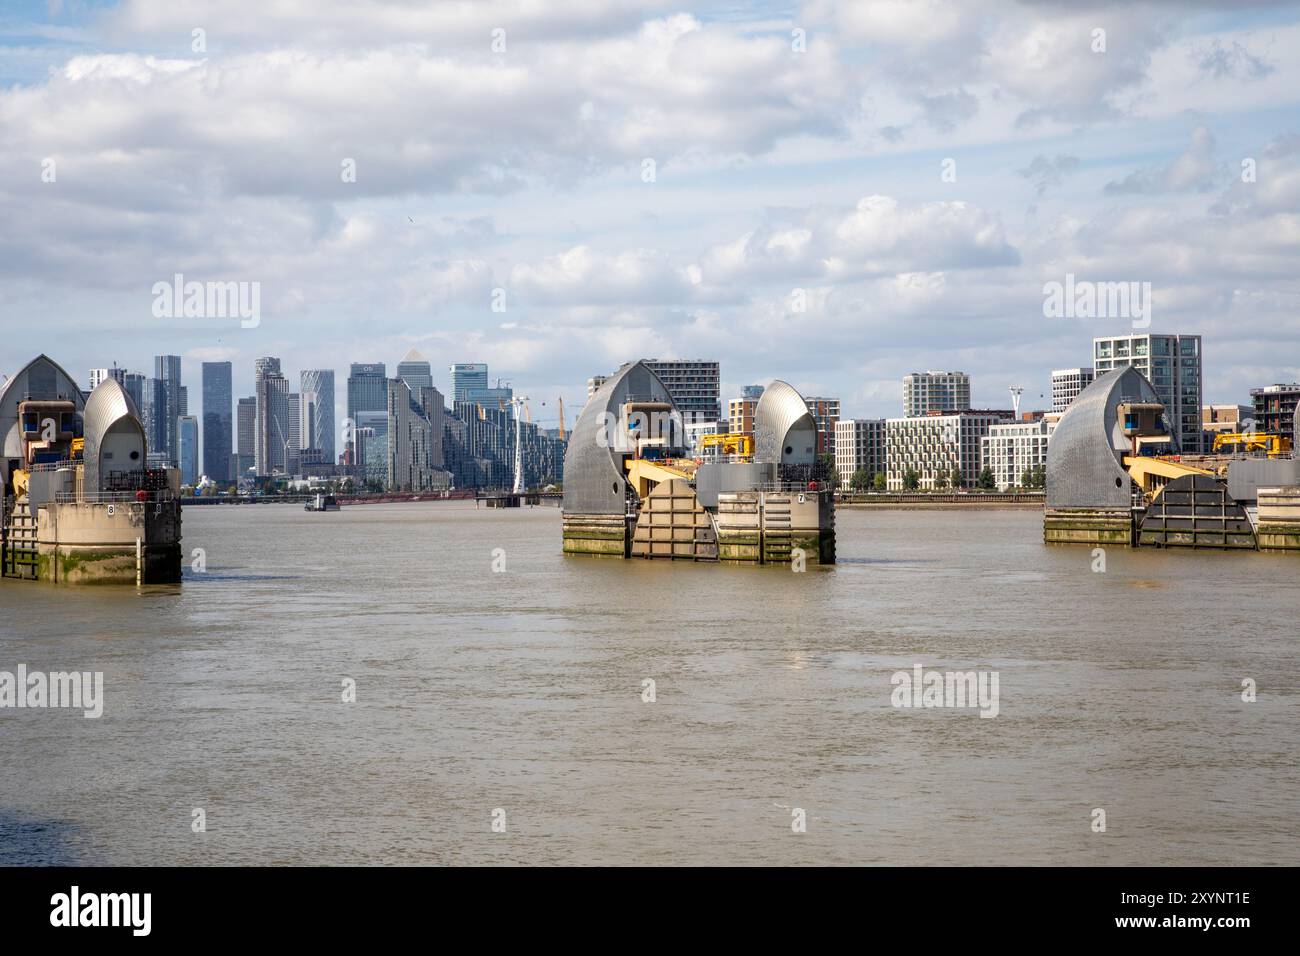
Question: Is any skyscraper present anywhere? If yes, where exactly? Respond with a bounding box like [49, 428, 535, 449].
[151, 354, 183, 466]
[450, 362, 512, 407]
[122, 372, 146, 412]
[300, 369, 336, 465]
[387, 378, 440, 491]
[236, 397, 256, 477]
[903, 371, 970, 417]
[178, 415, 199, 485]
[450, 363, 488, 402]
[287, 392, 301, 475]
[201, 361, 233, 482]
[254, 357, 290, 476]
[397, 349, 433, 391]
[1093, 334, 1203, 453]
[347, 363, 388, 421]
[416, 386, 445, 472]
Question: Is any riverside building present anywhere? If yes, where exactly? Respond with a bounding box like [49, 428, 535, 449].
[903, 371, 970, 418]
[835, 419, 885, 484]
[981, 418, 1054, 491]
[885, 411, 1011, 490]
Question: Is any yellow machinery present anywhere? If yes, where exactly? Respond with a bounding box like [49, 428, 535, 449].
[624, 457, 696, 501]
[1211, 431, 1292, 458]
[700, 432, 753, 459]
[1123, 456, 1215, 502]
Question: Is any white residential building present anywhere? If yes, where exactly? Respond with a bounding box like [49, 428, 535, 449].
[981, 418, 1055, 491]
[1050, 367, 1095, 413]
[885, 411, 1009, 490]
[903, 371, 970, 417]
[834, 419, 885, 484]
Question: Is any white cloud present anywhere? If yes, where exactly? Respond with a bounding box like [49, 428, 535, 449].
[2, 0, 1299, 418]
[1105, 125, 1223, 194]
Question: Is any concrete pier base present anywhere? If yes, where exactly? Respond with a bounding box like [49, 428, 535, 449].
[1257, 487, 1300, 552]
[563, 488, 836, 565]
[1043, 509, 1133, 546]
[31, 499, 182, 584]
[562, 512, 631, 557]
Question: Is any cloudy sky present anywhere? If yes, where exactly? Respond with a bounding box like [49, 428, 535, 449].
[2, 0, 1298, 438]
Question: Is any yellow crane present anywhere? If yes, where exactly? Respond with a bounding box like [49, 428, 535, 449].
[1211, 431, 1292, 458]
[699, 432, 753, 459]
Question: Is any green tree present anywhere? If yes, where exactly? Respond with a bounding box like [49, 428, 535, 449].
[1029, 464, 1046, 489]
[850, 468, 871, 491]
[934, 468, 949, 490]
[977, 466, 996, 490]
[903, 467, 920, 490]
[872, 472, 887, 491]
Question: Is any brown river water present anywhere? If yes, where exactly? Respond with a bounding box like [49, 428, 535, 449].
[1, 502, 1296, 865]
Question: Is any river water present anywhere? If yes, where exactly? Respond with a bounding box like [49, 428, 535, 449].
[1, 502, 1296, 865]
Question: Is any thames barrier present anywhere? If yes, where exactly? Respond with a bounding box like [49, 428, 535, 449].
[561, 361, 835, 564]
[1045, 366, 1300, 551]
[1, 354, 182, 584]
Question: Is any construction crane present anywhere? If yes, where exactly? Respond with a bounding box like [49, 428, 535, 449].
[1212, 431, 1292, 458]
[557, 396, 566, 441]
[699, 432, 753, 459]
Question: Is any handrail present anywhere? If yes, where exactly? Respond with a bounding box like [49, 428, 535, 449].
[55, 491, 176, 504]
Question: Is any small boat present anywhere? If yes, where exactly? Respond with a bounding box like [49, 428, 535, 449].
[304, 493, 340, 512]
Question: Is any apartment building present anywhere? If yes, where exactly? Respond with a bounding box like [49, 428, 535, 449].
[1050, 367, 1095, 413]
[834, 419, 885, 484]
[981, 418, 1054, 491]
[1093, 334, 1203, 453]
[903, 371, 970, 417]
[885, 411, 1009, 490]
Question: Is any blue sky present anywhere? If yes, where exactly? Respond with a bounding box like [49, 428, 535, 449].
[2, 0, 1299, 440]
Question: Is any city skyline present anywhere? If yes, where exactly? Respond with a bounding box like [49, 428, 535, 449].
[7, 332, 1292, 483]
